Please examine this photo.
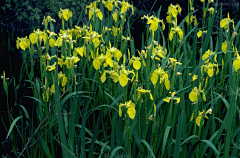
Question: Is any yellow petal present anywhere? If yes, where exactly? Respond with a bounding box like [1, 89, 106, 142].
[189, 91, 198, 102]
[190, 112, 194, 121]
[202, 92, 206, 101]
[163, 97, 170, 103]
[49, 38, 55, 47]
[150, 21, 158, 32]
[92, 38, 100, 48]
[93, 59, 101, 70]
[233, 59, 240, 71]
[98, 12, 103, 20]
[127, 107, 136, 120]
[112, 13, 118, 22]
[166, 15, 172, 23]
[111, 72, 119, 83]
[106, 58, 113, 67]
[169, 30, 174, 41]
[119, 74, 128, 87]
[220, 19, 226, 28]
[196, 116, 202, 126]
[208, 67, 214, 77]
[101, 71, 106, 83]
[62, 76, 67, 87]
[54, 37, 62, 47]
[133, 60, 141, 70]
[119, 104, 124, 117]
[63, 11, 69, 21]
[150, 72, 158, 86]
[149, 92, 154, 100]
[202, 54, 209, 63]
[29, 33, 37, 44]
[175, 97, 180, 104]
[20, 41, 28, 51]
[114, 51, 122, 62]
[165, 79, 170, 90]
[172, 8, 178, 17]
[197, 30, 203, 38]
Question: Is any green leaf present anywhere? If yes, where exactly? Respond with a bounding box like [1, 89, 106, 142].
[109, 146, 127, 158]
[6, 116, 23, 139]
[141, 140, 156, 158]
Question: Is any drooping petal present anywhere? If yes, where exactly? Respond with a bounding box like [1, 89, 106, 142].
[101, 71, 107, 83]
[127, 107, 136, 120]
[163, 97, 171, 103]
[133, 60, 141, 70]
[119, 74, 128, 87]
[93, 59, 101, 70]
[150, 72, 158, 86]
[189, 91, 198, 102]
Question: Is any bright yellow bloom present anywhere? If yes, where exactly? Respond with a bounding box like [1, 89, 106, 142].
[186, 15, 197, 26]
[16, 36, 30, 51]
[202, 49, 217, 63]
[119, 0, 134, 15]
[197, 30, 207, 38]
[43, 16, 56, 25]
[46, 62, 57, 71]
[101, 70, 119, 83]
[220, 13, 235, 30]
[221, 40, 228, 54]
[86, 3, 103, 20]
[169, 26, 183, 41]
[103, 0, 114, 11]
[141, 15, 165, 32]
[119, 100, 136, 120]
[150, 67, 170, 90]
[54, 37, 63, 47]
[189, 73, 198, 82]
[93, 53, 113, 70]
[166, 3, 182, 20]
[189, 83, 206, 102]
[29, 29, 47, 46]
[151, 44, 167, 60]
[168, 58, 182, 68]
[64, 56, 80, 69]
[74, 46, 86, 57]
[163, 92, 180, 104]
[233, 48, 240, 71]
[137, 87, 154, 101]
[208, 7, 215, 15]
[59, 8, 73, 21]
[58, 71, 68, 87]
[42, 53, 56, 61]
[119, 67, 135, 87]
[202, 62, 219, 77]
[190, 108, 212, 126]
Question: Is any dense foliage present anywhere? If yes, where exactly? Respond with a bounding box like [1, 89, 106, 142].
[1, 0, 240, 157]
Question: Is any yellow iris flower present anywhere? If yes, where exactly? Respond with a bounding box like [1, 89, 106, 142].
[163, 92, 180, 104]
[169, 26, 183, 41]
[190, 108, 212, 126]
[150, 67, 170, 90]
[59, 8, 73, 21]
[141, 15, 165, 32]
[186, 15, 197, 26]
[119, 100, 136, 120]
[220, 13, 235, 30]
[119, 67, 135, 87]
[189, 83, 206, 103]
[233, 48, 240, 72]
